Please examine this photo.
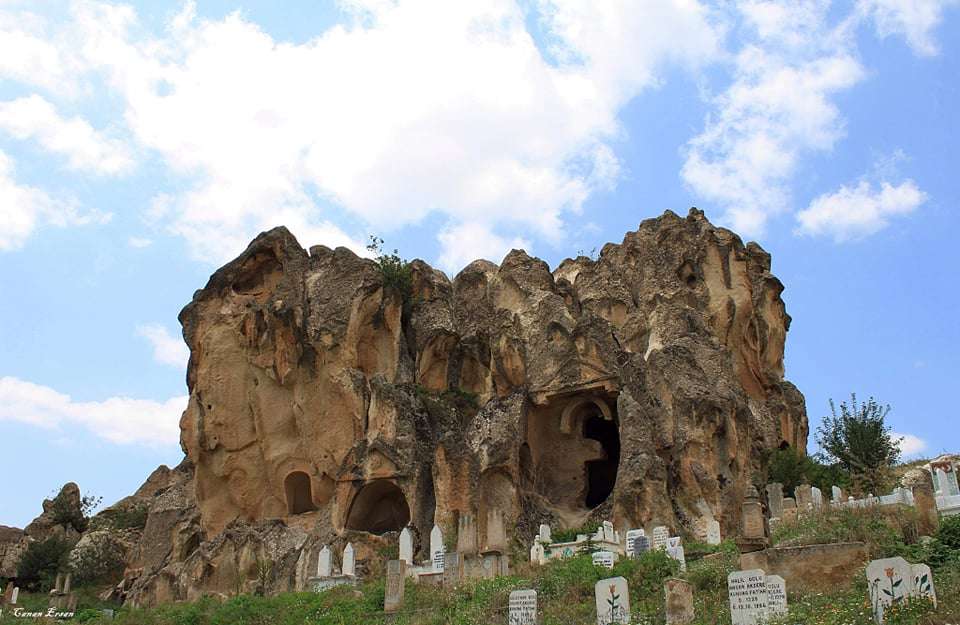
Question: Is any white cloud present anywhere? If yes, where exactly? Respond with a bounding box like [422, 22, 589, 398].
[0, 0, 722, 266]
[0, 95, 134, 175]
[136, 323, 189, 369]
[892, 432, 928, 457]
[796, 179, 927, 241]
[127, 236, 152, 248]
[682, 1, 865, 236]
[857, 0, 958, 56]
[0, 10, 81, 95]
[0, 149, 110, 251]
[436, 221, 530, 273]
[0, 376, 185, 446]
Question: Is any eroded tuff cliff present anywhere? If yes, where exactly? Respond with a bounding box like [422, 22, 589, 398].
[180, 207, 805, 538]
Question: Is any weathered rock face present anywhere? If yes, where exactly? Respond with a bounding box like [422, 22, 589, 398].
[177, 208, 807, 556]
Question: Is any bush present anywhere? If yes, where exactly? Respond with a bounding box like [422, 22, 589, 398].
[16, 536, 72, 591]
[938, 515, 960, 549]
[367, 236, 412, 299]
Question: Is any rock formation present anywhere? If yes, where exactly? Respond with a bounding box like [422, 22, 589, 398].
[1, 208, 808, 606]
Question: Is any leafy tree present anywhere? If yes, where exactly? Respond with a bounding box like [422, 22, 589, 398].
[50, 490, 102, 533]
[765, 447, 849, 496]
[816, 394, 902, 495]
[366, 235, 412, 299]
[16, 536, 72, 591]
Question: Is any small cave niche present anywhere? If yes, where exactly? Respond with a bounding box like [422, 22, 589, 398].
[345, 480, 411, 535]
[285, 471, 318, 515]
[525, 392, 620, 513]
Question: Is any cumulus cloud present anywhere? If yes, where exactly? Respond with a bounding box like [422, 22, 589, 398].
[0, 149, 109, 250]
[136, 323, 189, 369]
[682, 0, 865, 236]
[0, 376, 185, 446]
[436, 222, 530, 273]
[857, 0, 958, 56]
[0, 95, 134, 175]
[127, 236, 152, 248]
[892, 432, 928, 457]
[796, 179, 927, 241]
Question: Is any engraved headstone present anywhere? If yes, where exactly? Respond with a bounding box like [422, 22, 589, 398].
[592, 551, 615, 569]
[727, 569, 769, 625]
[765, 575, 787, 615]
[399, 527, 413, 565]
[795, 484, 813, 510]
[342, 543, 355, 577]
[430, 525, 444, 572]
[912, 563, 936, 608]
[667, 540, 686, 572]
[706, 519, 722, 546]
[508, 589, 538, 625]
[457, 514, 478, 554]
[530, 542, 546, 565]
[443, 552, 462, 586]
[741, 501, 765, 540]
[318, 545, 332, 577]
[384, 560, 405, 613]
[664, 578, 694, 625]
[625, 529, 644, 554]
[652, 526, 669, 550]
[811, 487, 824, 508]
[866, 556, 913, 623]
[832, 485, 843, 503]
[538, 523, 552, 543]
[595, 576, 630, 625]
[602, 520, 616, 543]
[766, 483, 784, 519]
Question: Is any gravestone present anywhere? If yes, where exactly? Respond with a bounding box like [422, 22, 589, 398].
[664, 578, 694, 625]
[430, 525, 445, 572]
[342, 543, 355, 577]
[63, 573, 72, 594]
[384, 560, 405, 613]
[727, 569, 769, 625]
[866, 556, 913, 623]
[706, 519, 721, 546]
[832, 485, 843, 503]
[1, 583, 12, 605]
[765, 575, 787, 615]
[782, 498, 797, 522]
[457, 514, 478, 555]
[625, 529, 644, 554]
[539, 523, 551, 543]
[592, 551, 615, 569]
[508, 589, 537, 625]
[811, 487, 824, 508]
[602, 520, 616, 543]
[667, 539, 686, 572]
[595, 576, 630, 625]
[530, 541, 546, 565]
[795, 484, 813, 510]
[318, 545, 332, 577]
[632, 535, 651, 556]
[399, 528, 413, 565]
[485, 508, 507, 552]
[652, 526, 669, 550]
[10, 587, 18, 605]
[766, 482, 784, 519]
[443, 552, 462, 587]
[741, 486, 766, 542]
[912, 563, 936, 608]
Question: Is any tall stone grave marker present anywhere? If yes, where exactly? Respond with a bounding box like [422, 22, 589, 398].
[318, 545, 332, 577]
[727, 569, 769, 625]
[706, 519, 722, 546]
[595, 576, 630, 625]
[10, 587, 18, 605]
[539, 523, 551, 543]
[430, 525, 444, 572]
[912, 563, 936, 608]
[766, 575, 787, 615]
[652, 526, 669, 551]
[782, 498, 797, 522]
[625, 529, 644, 554]
[457, 514, 478, 555]
[485, 508, 507, 552]
[592, 551, 615, 569]
[443, 552, 462, 587]
[399, 528, 413, 565]
[667, 537, 686, 572]
[1, 583, 12, 606]
[342, 543, 355, 577]
[384, 560, 405, 613]
[766, 482, 784, 519]
[664, 578, 694, 625]
[811, 487, 824, 509]
[832, 485, 844, 503]
[508, 589, 538, 625]
[866, 556, 914, 623]
[530, 542, 546, 565]
[741, 486, 766, 542]
[795, 484, 813, 510]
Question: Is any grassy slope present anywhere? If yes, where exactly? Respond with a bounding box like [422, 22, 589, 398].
[4, 510, 960, 625]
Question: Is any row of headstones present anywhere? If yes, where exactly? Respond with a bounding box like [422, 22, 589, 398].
[0, 583, 20, 606]
[766, 482, 921, 520]
[315, 543, 356, 578]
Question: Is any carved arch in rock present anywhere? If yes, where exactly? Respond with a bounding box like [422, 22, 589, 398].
[285, 471, 318, 515]
[559, 395, 613, 434]
[344, 479, 411, 535]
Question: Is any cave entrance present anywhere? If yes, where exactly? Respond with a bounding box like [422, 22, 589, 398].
[345, 480, 411, 535]
[583, 414, 620, 508]
[285, 472, 317, 515]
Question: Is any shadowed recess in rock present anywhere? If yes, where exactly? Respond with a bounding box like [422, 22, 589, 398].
[284, 471, 318, 515]
[584, 412, 620, 508]
[345, 480, 411, 535]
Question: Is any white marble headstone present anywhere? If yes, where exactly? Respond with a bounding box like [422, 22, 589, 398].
[625, 529, 644, 554]
[509, 589, 538, 625]
[765, 575, 787, 615]
[667, 543, 686, 572]
[706, 519, 722, 545]
[595, 576, 630, 625]
[866, 557, 913, 623]
[652, 526, 669, 551]
[811, 487, 824, 508]
[11, 587, 19, 605]
[539, 523, 552, 543]
[430, 525, 444, 572]
[912, 563, 936, 608]
[728, 569, 769, 625]
[317, 545, 332, 577]
[832, 485, 843, 502]
[530, 542, 546, 565]
[342, 543, 355, 577]
[602, 520, 616, 543]
[399, 527, 413, 565]
[592, 551, 615, 569]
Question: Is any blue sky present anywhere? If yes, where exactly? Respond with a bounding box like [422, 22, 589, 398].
[1, 0, 958, 528]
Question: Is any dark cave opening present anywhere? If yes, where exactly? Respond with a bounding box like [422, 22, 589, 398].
[583, 414, 620, 508]
[345, 480, 411, 535]
[284, 471, 318, 515]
